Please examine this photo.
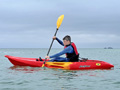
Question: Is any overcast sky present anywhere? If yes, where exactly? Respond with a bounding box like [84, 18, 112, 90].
[0, 0, 120, 48]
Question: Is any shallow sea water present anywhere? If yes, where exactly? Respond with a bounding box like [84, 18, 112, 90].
[0, 48, 120, 90]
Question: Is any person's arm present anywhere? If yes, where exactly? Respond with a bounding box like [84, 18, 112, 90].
[56, 38, 64, 46]
[50, 46, 73, 58]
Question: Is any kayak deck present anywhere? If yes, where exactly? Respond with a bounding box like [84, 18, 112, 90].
[5, 55, 114, 70]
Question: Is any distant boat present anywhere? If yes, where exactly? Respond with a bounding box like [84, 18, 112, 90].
[104, 47, 113, 49]
[108, 47, 113, 49]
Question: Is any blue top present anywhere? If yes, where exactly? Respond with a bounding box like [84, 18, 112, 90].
[50, 38, 74, 58]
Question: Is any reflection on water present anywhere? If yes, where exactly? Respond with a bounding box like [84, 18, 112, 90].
[9, 66, 110, 78]
[52, 69, 78, 80]
[51, 69, 110, 79]
[9, 66, 42, 73]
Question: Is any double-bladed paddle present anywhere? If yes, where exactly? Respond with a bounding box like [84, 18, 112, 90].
[42, 15, 64, 67]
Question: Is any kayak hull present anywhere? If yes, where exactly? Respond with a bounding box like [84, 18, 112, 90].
[5, 55, 114, 70]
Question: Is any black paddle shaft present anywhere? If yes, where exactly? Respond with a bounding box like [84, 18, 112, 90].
[43, 28, 58, 64]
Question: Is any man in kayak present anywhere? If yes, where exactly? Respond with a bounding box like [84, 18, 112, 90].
[45, 35, 79, 62]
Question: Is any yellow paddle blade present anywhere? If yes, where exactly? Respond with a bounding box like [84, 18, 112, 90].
[42, 64, 45, 67]
[56, 15, 64, 29]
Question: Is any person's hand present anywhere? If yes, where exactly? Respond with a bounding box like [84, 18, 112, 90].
[45, 56, 50, 59]
[53, 36, 56, 40]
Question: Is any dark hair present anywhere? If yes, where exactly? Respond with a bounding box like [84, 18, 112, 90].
[63, 35, 71, 42]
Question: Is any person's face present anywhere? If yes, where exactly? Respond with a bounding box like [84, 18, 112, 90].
[63, 40, 70, 46]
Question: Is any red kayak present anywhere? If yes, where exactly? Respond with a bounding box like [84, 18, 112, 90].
[5, 55, 114, 70]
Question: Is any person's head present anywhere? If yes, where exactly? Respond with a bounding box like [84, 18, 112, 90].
[63, 35, 71, 46]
